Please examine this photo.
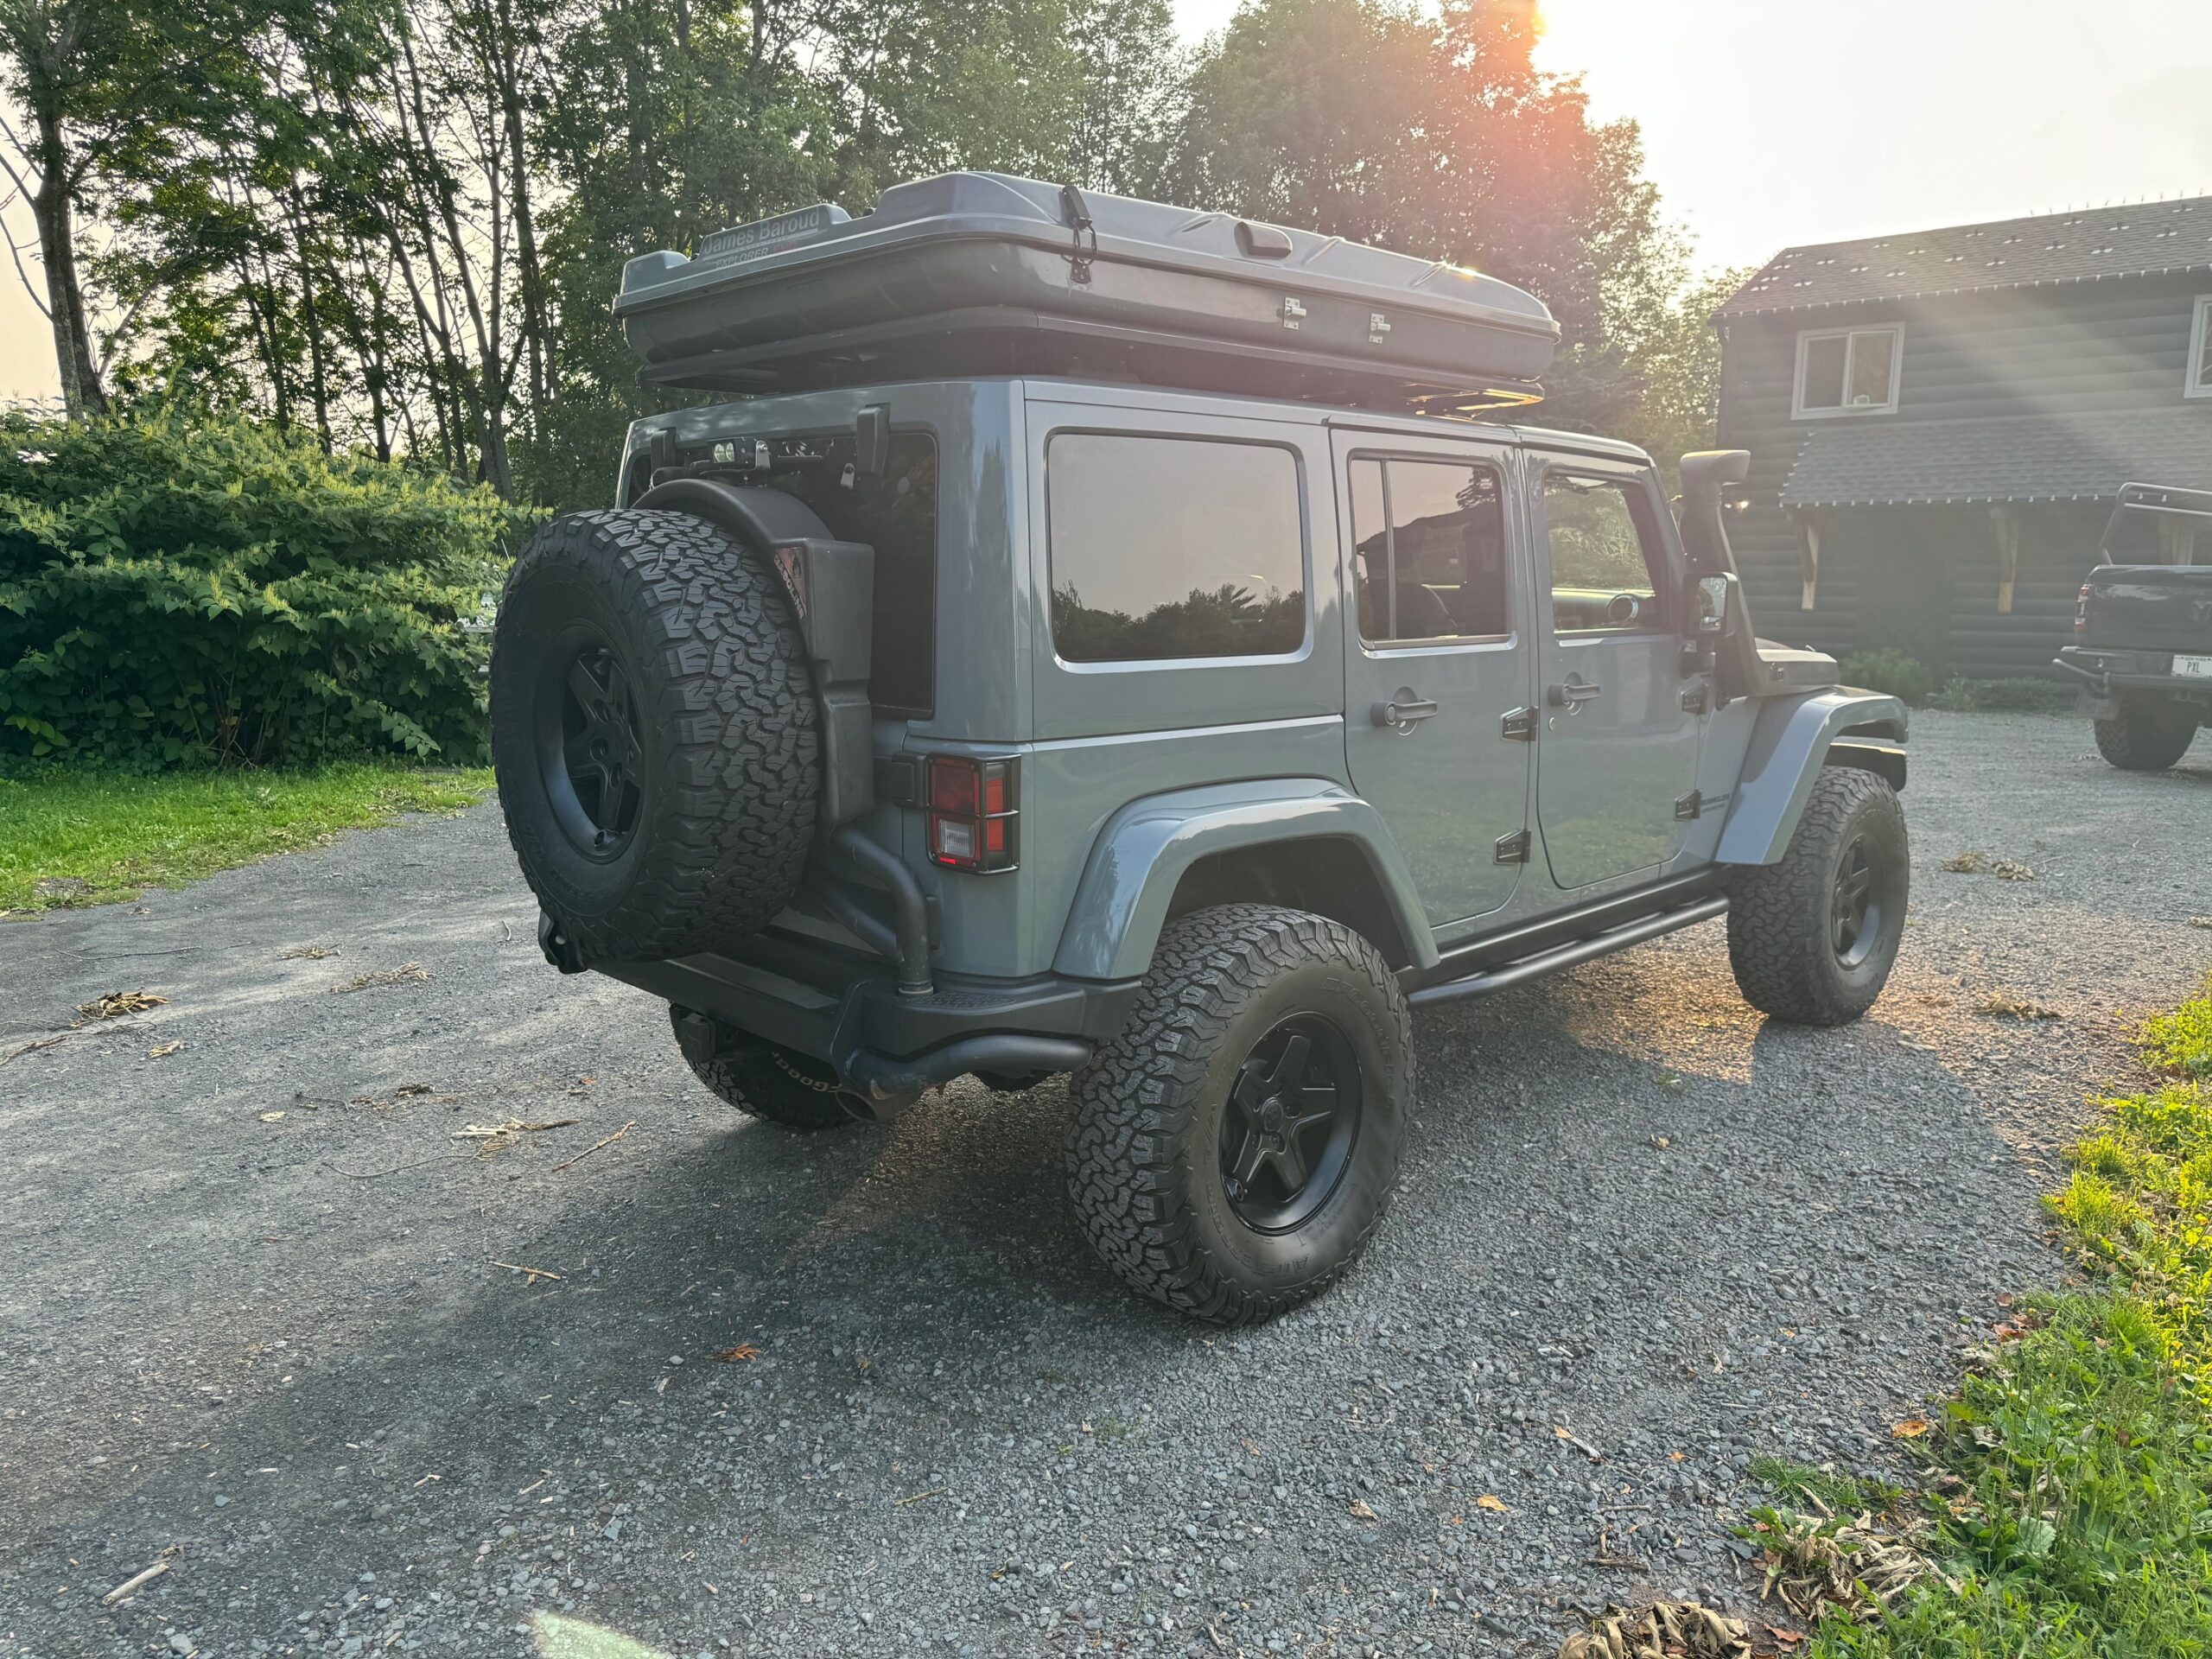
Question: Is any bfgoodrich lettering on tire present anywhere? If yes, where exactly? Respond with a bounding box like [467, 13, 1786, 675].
[491, 508, 819, 963]
[1726, 765, 1909, 1027]
[1065, 905, 1410, 1324]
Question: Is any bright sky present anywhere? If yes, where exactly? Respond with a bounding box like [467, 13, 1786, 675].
[6, 0, 2211, 402]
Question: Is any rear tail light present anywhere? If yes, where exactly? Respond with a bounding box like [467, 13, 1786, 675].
[2075, 583, 2092, 639]
[925, 754, 1019, 873]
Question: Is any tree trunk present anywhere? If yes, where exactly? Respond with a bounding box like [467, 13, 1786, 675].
[29, 108, 106, 416]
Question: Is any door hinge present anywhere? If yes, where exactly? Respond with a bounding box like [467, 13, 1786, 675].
[1680, 682, 1709, 715]
[1674, 790, 1703, 821]
[1494, 829, 1532, 865]
[1500, 706, 1538, 743]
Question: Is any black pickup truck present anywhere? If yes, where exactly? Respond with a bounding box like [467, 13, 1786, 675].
[2055, 482, 2212, 772]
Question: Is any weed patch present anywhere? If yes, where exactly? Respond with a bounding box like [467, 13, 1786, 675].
[1762, 974, 2212, 1657]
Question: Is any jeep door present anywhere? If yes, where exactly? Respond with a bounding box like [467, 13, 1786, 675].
[1526, 454, 1702, 890]
[1334, 430, 1536, 929]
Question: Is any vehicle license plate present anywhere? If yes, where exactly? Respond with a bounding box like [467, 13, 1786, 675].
[2176, 654, 2212, 678]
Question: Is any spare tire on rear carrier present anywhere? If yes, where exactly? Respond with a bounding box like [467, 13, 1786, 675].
[490, 507, 821, 963]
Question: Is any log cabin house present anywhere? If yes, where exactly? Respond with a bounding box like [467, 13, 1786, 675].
[1714, 196, 2212, 678]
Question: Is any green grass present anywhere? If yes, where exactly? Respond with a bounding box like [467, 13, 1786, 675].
[1777, 974, 2212, 1658]
[0, 764, 492, 915]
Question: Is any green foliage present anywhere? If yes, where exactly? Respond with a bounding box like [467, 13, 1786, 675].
[1164, 0, 1714, 446]
[0, 409, 535, 767]
[2143, 987, 2212, 1082]
[0, 761, 489, 913]
[1791, 982, 2212, 1659]
[1929, 676, 2077, 714]
[1839, 649, 1935, 707]
[1747, 1455, 1903, 1518]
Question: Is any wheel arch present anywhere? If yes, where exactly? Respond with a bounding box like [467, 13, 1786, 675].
[1051, 781, 1437, 981]
[1715, 690, 1910, 867]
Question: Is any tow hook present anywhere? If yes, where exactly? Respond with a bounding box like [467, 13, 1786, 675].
[537, 910, 588, 975]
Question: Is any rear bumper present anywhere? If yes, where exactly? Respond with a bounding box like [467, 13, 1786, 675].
[582, 918, 1138, 1106]
[2054, 646, 2212, 701]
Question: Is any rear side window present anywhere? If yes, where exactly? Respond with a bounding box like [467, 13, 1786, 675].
[1349, 455, 1510, 645]
[1046, 433, 1306, 663]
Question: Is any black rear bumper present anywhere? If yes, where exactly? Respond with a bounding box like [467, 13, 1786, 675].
[575, 918, 1139, 1108]
[2055, 646, 2212, 701]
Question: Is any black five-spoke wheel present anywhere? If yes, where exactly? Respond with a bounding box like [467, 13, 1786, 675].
[1218, 1014, 1363, 1233]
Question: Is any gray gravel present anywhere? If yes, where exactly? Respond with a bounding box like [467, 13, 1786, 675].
[3, 709, 2208, 1659]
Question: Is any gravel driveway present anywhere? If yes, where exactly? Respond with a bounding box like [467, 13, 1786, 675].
[3, 710, 2208, 1659]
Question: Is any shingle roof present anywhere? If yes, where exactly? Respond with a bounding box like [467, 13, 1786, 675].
[1776, 410, 2212, 509]
[1719, 196, 2212, 317]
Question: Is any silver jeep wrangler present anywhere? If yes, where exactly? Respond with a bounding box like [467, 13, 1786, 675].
[491, 173, 1909, 1322]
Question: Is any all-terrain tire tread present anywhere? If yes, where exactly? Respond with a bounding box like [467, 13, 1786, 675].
[493, 508, 818, 961]
[1065, 904, 1410, 1325]
[683, 1049, 853, 1133]
[1726, 766, 1904, 1027]
[2092, 695, 2197, 772]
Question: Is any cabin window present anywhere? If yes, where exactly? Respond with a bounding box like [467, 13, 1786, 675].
[1793, 326, 1902, 417]
[1348, 455, 1511, 645]
[2188, 296, 2212, 399]
[1046, 432, 1307, 664]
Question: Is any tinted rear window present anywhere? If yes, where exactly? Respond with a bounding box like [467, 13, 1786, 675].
[1046, 433, 1306, 664]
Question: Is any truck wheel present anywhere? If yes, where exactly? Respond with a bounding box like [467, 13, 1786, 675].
[670, 1007, 858, 1131]
[491, 509, 818, 963]
[1065, 905, 1409, 1324]
[2093, 694, 2197, 772]
[1726, 766, 1909, 1027]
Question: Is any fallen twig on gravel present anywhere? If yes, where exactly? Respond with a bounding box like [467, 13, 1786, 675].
[1554, 1425, 1605, 1462]
[1, 1033, 68, 1065]
[550, 1119, 634, 1172]
[492, 1260, 563, 1285]
[327, 963, 431, 994]
[895, 1486, 949, 1506]
[320, 1154, 468, 1181]
[454, 1117, 578, 1150]
[102, 1548, 179, 1605]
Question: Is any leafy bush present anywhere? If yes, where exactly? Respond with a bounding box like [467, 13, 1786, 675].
[0, 410, 537, 767]
[1838, 648, 1935, 707]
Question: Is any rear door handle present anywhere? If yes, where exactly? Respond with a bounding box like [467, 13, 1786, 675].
[1371, 692, 1440, 732]
[1547, 677, 1602, 709]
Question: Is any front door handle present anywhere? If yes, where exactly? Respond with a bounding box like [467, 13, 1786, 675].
[1547, 676, 1602, 710]
[1371, 690, 1440, 733]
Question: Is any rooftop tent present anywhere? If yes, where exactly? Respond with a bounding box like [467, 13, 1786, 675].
[614, 172, 1560, 413]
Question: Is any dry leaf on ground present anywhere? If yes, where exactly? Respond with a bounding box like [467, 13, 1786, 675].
[1748, 1508, 1936, 1622]
[713, 1344, 763, 1363]
[148, 1041, 185, 1058]
[1560, 1601, 1750, 1659]
[1475, 1493, 1509, 1513]
[1346, 1499, 1378, 1521]
[77, 990, 167, 1021]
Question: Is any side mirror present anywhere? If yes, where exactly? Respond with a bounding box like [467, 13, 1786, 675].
[1695, 572, 1736, 638]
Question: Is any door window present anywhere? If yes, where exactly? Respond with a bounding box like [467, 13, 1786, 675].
[1046, 433, 1306, 663]
[1349, 456, 1510, 645]
[1541, 473, 1668, 634]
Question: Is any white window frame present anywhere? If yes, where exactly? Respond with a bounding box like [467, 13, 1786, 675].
[1792, 324, 1904, 419]
[2188, 296, 2212, 399]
